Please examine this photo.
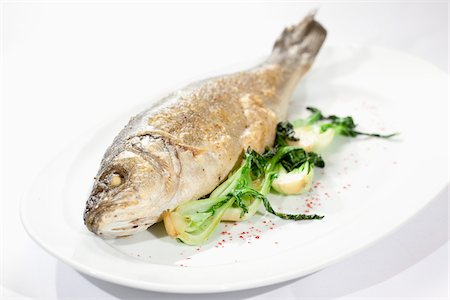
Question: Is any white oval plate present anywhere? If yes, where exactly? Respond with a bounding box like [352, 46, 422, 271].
[21, 46, 448, 293]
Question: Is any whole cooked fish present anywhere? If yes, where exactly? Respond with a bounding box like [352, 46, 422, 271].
[84, 12, 326, 238]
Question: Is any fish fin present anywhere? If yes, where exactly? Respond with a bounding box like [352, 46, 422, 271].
[269, 10, 327, 69]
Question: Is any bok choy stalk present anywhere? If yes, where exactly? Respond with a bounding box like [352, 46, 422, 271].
[289, 107, 398, 152]
[163, 149, 264, 244]
[214, 149, 265, 222]
[271, 149, 324, 195]
[163, 195, 234, 245]
[267, 122, 325, 195]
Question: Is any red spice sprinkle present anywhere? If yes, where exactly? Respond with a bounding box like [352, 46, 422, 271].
[239, 235, 244, 239]
[241, 232, 246, 235]
[255, 236, 260, 239]
[270, 227, 273, 230]
[233, 223, 237, 226]
[306, 203, 313, 208]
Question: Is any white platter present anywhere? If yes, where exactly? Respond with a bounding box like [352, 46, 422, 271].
[21, 46, 449, 293]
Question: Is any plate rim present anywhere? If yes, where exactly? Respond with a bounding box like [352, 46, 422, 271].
[20, 45, 450, 294]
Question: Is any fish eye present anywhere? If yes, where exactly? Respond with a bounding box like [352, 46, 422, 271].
[100, 167, 127, 188]
[109, 173, 123, 187]
[107, 171, 127, 188]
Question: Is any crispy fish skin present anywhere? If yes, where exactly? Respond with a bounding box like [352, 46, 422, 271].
[84, 12, 326, 238]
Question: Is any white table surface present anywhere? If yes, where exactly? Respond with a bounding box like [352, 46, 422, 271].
[1, 2, 448, 299]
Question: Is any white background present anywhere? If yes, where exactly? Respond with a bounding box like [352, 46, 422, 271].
[1, 2, 448, 299]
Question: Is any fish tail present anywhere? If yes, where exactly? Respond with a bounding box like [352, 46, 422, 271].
[268, 10, 327, 70]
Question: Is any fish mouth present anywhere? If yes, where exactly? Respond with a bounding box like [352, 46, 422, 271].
[84, 200, 156, 238]
[83, 197, 110, 234]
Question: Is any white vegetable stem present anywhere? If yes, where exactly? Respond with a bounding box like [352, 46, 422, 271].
[221, 197, 262, 221]
[271, 164, 314, 195]
[288, 125, 335, 153]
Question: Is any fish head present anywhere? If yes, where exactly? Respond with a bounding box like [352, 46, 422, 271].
[84, 149, 171, 238]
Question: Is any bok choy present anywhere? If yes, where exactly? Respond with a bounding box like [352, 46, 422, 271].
[163, 147, 324, 245]
[289, 107, 398, 152]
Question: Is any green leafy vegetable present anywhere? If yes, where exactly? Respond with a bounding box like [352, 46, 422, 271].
[275, 122, 299, 147]
[210, 148, 263, 199]
[287, 107, 398, 153]
[304, 107, 398, 138]
[270, 126, 325, 194]
[164, 145, 325, 245]
[164, 149, 265, 244]
[221, 146, 324, 220]
[260, 168, 323, 220]
[164, 195, 234, 245]
[291, 107, 324, 127]
[277, 147, 324, 172]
